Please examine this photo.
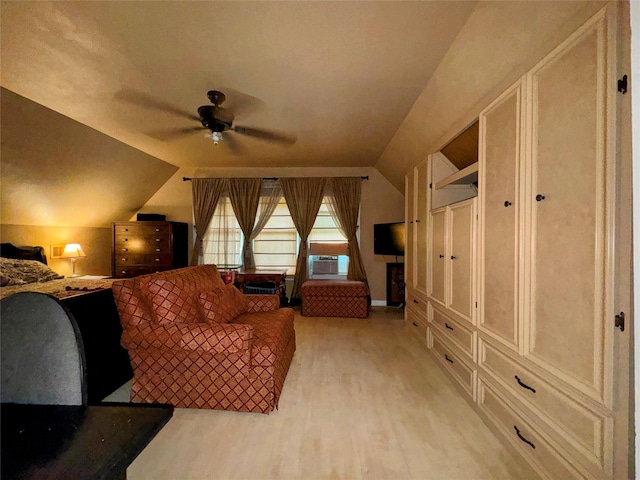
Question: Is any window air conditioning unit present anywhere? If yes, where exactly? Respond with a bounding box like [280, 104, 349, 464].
[312, 256, 338, 275]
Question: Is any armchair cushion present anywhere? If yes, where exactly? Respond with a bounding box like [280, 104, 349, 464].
[198, 285, 248, 325]
[121, 322, 253, 354]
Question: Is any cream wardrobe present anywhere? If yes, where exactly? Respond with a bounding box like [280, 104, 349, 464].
[405, 4, 631, 479]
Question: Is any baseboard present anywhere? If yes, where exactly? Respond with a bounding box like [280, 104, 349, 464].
[371, 300, 387, 307]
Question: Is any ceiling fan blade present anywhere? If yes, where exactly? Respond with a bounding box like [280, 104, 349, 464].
[219, 87, 266, 116]
[224, 131, 244, 155]
[144, 126, 206, 141]
[115, 89, 200, 121]
[231, 125, 297, 145]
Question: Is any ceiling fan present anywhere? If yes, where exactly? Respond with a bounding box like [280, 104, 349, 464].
[115, 89, 297, 153]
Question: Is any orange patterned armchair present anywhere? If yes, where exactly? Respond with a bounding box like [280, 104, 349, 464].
[111, 265, 295, 414]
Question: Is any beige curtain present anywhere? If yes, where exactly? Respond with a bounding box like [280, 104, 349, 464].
[247, 180, 283, 269]
[191, 178, 227, 265]
[326, 177, 369, 293]
[228, 178, 262, 270]
[281, 177, 327, 302]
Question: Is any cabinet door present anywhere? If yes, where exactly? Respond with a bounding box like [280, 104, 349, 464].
[478, 82, 523, 351]
[428, 208, 446, 307]
[448, 199, 476, 324]
[415, 161, 429, 293]
[405, 173, 415, 288]
[526, 13, 611, 403]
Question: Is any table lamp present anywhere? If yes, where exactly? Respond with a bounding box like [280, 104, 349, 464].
[61, 243, 86, 277]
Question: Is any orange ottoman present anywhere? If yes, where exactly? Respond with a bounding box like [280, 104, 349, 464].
[301, 280, 369, 318]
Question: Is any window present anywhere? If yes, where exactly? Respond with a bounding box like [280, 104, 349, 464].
[202, 196, 243, 267]
[203, 193, 350, 275]
[253, 198, 297, 274]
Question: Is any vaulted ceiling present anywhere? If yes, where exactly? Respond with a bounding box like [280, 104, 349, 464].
[0, 1, 476, 170]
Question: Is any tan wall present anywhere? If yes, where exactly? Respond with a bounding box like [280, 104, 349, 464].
[136, 166, 405, 304]
[0, 224, 112, 277]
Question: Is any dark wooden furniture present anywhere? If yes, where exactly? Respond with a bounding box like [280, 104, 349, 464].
[1, 403, 173, 480]
[62, 289, 133, 403]
[231, 269, 287, 306]
[112, 221, 188, 278]
[386, 263, 405, 307]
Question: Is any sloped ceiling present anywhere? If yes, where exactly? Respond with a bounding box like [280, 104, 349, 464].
[1, 88, 178, 227]
[0, 1, 476, 171]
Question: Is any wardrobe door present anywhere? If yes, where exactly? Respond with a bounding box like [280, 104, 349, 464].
[405, 171, 415, 289]
[478, 82, 523, 351]
[448, 199, 476, 324]
[428, 208, 446, 308]
[526, 13, 611, 404]
[415, 162, 429, 294]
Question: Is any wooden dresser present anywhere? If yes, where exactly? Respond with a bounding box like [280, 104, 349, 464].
[112, 221, 188, 278]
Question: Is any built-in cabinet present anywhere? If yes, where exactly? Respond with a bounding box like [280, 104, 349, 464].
[405, 4, 629, 479]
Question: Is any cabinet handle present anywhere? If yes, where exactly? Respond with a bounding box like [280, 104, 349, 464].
[156, 248, 161, 252]
[445, 323, 454, 331]
[413, 322, 418, 327]
[504, 201, 512, 207]
[121, 258, 127, 262]
[439, 254, 445, 259]
[410, 221, 414, 224]
[450, 256, 456, 260]
[514, 426, 536, 449]
[122, 228, 128, 232]
[155, 228, 160, 232]
[156, 238, 161, 242]
[123, 238, 128, 242]
[536, 194, 545, 202]
[155, 258, 161, 262]
[121, 248, 128, 252]
[514, 375, 536, 393]
[413, 299, 419, 304]
[415, 219, 420, 223]
[445, 354, 453, 364]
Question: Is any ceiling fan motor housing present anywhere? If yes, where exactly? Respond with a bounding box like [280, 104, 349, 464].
[197, 105, 232, 132]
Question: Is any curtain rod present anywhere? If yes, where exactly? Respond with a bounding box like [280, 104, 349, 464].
[182, 176, 369, 181]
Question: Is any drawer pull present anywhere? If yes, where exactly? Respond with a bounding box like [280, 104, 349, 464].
[444, 354, 453, 364]
[155, 258, 161, 262]
[122, 228, 128, 232]
[536, 194, 545, 202]
[514, 375, 536, 393]
[514, 426, 536, 449]
[445, 323, 454, 331]
[504, 200, 512, 207]
[155, 228, 160, 232]
[121, 258, 127, 262]
[155, 238, 161, 242]
[439, 254, 444, 258]
[413, 322, 418, 327]
[121, 248, 128, 252]
[156, 248, 161, 252]
[413, 299, 419, 304]
[450, 255, 456, 260]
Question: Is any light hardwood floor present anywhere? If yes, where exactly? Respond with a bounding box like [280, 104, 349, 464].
[112, 308, 538, 479]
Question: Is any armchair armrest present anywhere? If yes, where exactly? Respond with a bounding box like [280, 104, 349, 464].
[246, 294, 280, 312]
[122, 322, 253, 354]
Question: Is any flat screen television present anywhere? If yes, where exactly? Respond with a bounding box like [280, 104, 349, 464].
[373, 222, 405, 256]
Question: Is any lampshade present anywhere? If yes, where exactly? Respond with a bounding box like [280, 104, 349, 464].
[61, 243, 86, 259]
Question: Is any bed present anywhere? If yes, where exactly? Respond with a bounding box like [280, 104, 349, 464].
[0, 243, 133, 403]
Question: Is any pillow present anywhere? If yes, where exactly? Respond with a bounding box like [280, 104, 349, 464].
[0, 257, 63, 285]
[198, 284, 248, 325]
[144, 277, 202, 325]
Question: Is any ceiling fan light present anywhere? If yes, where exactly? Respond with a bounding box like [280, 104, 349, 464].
[212, 131, 223, 145]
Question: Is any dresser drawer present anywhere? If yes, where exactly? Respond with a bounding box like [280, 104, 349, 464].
[114, 266, 170, 278]
[429, 329, 475, 398]
[114, 224, 171, 236]
[114, 235, 171, 252]
[478, 338, 611, 473]
[477, 379, 585, 480]
[115, 254, 173, 267]
[431, 306, 475, 360]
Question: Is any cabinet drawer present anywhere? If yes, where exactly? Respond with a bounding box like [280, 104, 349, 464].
[477, 379, 585, 480]
[114, 224, 170, 236]
[429, 329, 475, 397]
[406, 290, 428, 317]
[114, 235, 171, 252]
[116, 254, 173, 267]
[431, 306, 475, 359]
[407, 315, 428, 345]
[478, 338, 611, 473]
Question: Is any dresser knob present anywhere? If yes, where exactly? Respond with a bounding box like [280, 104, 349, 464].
[155, 238, 161, 242]
[536, 194, 545, 202]
[155, 258, 161, 262]
[504, 201, 512, 207]
[121, 248, 128, 252]
[156, 248, 161, 252]
[122, 228, 128, 232]
[155, 228, 160, 232]
[121, 258, 127, 262]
